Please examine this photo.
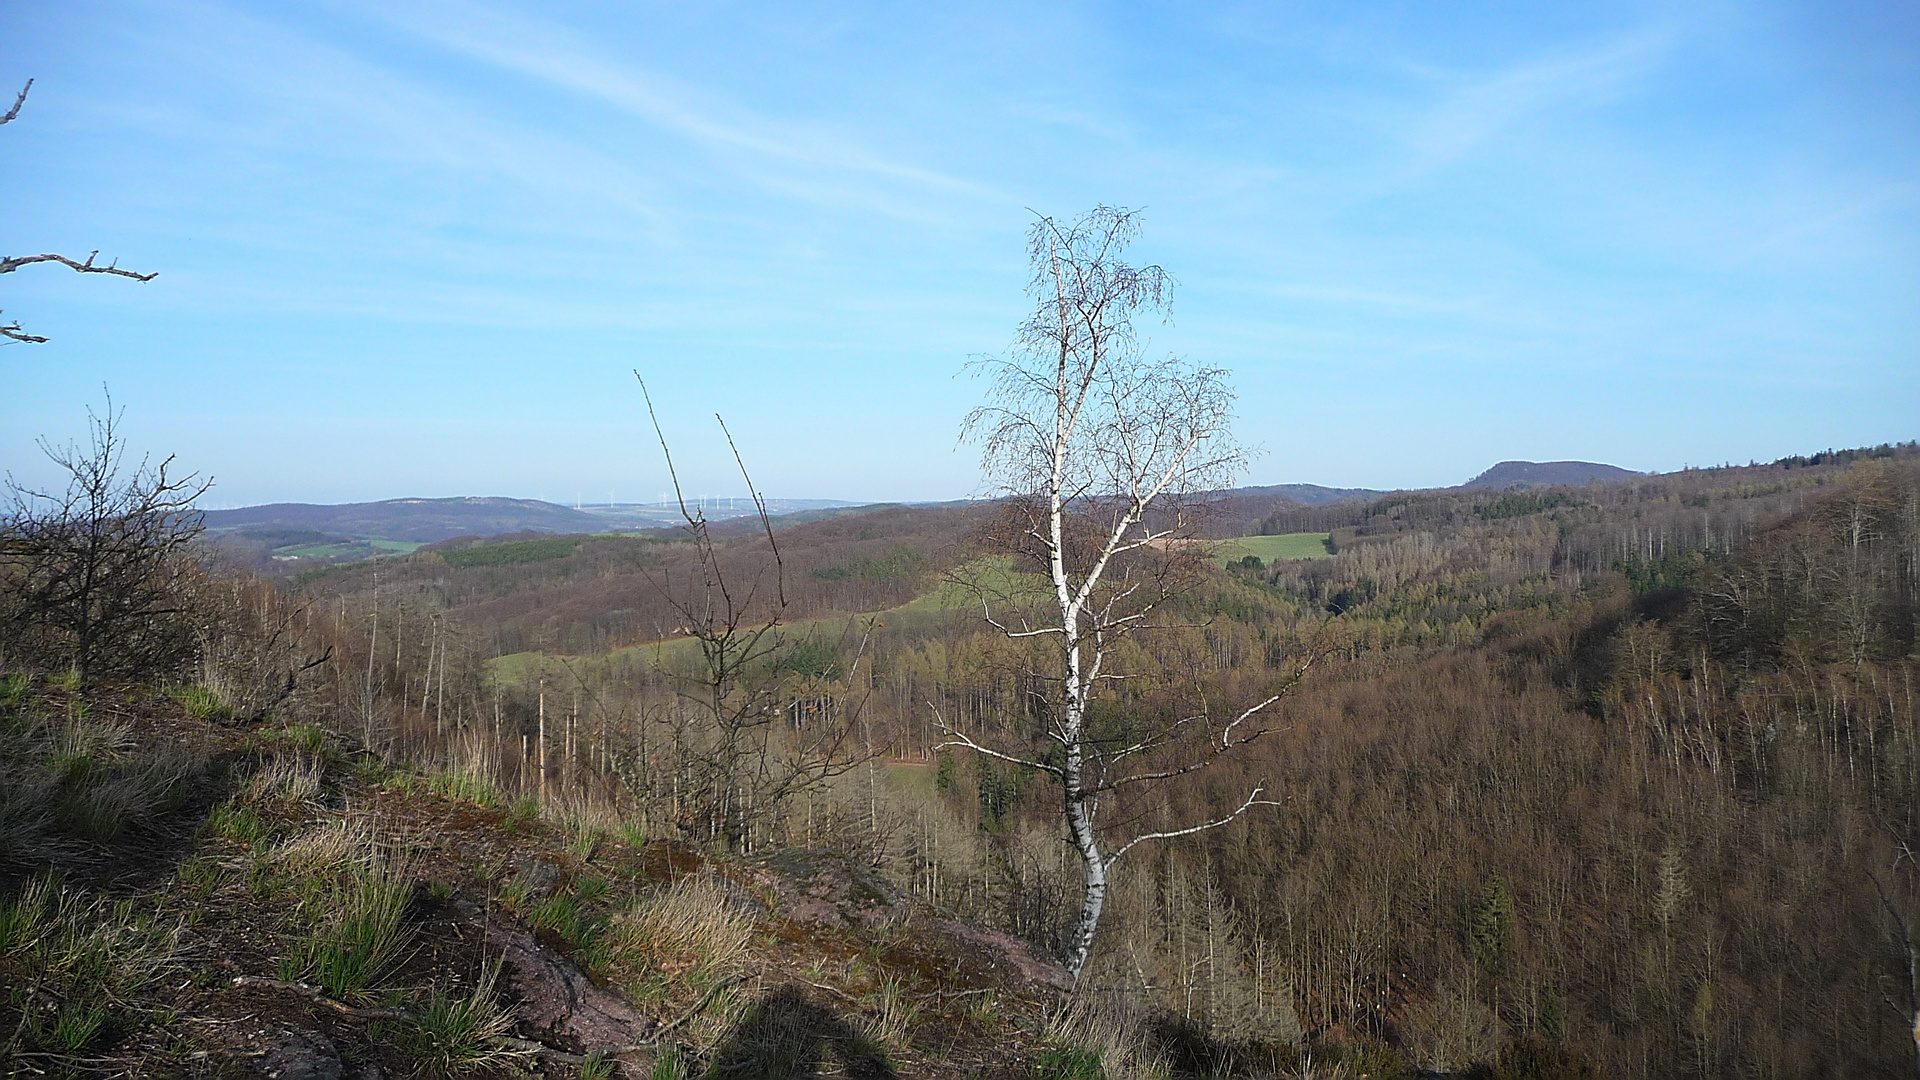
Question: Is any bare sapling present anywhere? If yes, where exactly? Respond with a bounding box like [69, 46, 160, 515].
[625, 374, 875, 852]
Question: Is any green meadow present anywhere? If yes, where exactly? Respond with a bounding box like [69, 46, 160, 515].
[1213, 532, 1333, 564]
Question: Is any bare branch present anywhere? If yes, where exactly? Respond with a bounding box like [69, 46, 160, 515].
[0, 251, 157, 281]
[1, 84, 158, 343]
[1104, 786, 1281, 869]
[719, 412, 786, 612]
[0, 79, 29, 125]
[1, 318, 49, 344]
[931, 703, 1063, 777]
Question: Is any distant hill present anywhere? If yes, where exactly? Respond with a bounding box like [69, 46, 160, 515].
[202, 496, 866, 545]
[1463, 461, 1641, 490]
[1230, 483, 1381, 505]
[202, 497, 605, 543]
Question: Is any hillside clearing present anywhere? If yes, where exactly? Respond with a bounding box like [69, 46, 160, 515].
[1214, 532, 1332, 564]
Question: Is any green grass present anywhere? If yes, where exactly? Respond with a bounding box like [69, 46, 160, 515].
[883, 761, 937, 798]
[1032, 1042, 1106, 1080]
[1214, 532, 1333, 565]
[168, 684, 229, 722]
[394, 959, 525, 1075]
[427, 768, 505, 810]
[0, 877, 181, 1057]
[280, 870, 412, 1001]
[276, 835, 416, 1002]
[205, 799, 270, 848]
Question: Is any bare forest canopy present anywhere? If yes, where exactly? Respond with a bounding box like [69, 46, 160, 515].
[251, 439, 1920, 1076]
[184, 468, 1540, 570]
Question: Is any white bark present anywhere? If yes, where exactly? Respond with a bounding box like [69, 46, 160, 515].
[952, 207, 1291, 980]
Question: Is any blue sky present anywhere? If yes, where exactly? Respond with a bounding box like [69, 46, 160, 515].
[3, 1, 1915, 506]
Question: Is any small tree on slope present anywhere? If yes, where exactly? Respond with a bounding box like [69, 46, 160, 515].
[946, 206, 1316, 978]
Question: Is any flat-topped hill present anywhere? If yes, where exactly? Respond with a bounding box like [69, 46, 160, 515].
[1462, 459, 1641, 489]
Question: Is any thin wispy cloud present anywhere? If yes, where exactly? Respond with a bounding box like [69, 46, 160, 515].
[365, 0, 1008, 217]
[0, 1, 1911, 501]
[1405, 25, 1678, 172]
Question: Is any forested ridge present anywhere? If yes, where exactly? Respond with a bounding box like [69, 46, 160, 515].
[242, 443, 1920, 1077]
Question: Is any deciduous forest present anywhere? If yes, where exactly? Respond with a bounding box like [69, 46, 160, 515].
[160, 441, 1916, 1077]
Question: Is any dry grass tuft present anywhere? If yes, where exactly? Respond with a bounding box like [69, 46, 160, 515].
[0, 875, 182, 1057]
[861, 976, 922, 1052]
[267, 816, 376, 876]
[398, 957, 530, 1075]
[1039, 995, 1164, 1080]
[242, 751, 324, 805]
[276, 829, 418, 1002]
[607, 873, 754, 993]
[1, 709, 201, 860]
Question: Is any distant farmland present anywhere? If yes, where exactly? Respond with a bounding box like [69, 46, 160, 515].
[1215, 532, 1333, 564]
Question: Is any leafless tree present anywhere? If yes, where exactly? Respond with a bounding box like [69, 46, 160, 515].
[2, 79, 156, 344]
[946, 206, 1315, 977]
[618, 375, 873, 852]
[0, 395, 211, 681]
[1871, 847, 1920, 1079]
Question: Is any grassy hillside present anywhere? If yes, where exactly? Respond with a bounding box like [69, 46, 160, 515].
[1212, 533, 1332, 564]
[0, 678, 1143, 1078]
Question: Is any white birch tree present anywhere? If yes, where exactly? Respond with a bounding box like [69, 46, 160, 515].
[945, 206, 1314, 978]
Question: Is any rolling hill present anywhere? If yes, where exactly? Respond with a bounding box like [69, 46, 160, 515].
[201, 496, 862, 544]
[1462, 460, 1642, 489]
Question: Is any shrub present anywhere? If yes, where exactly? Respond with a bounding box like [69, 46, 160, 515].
[0, 401, 210, 683]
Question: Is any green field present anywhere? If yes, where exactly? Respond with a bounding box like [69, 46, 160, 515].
[275, 542, 366, 560]
[273, 538, 424, 560]
[894, 556, 1049, 613]
[1214, 532, 1333, 564]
